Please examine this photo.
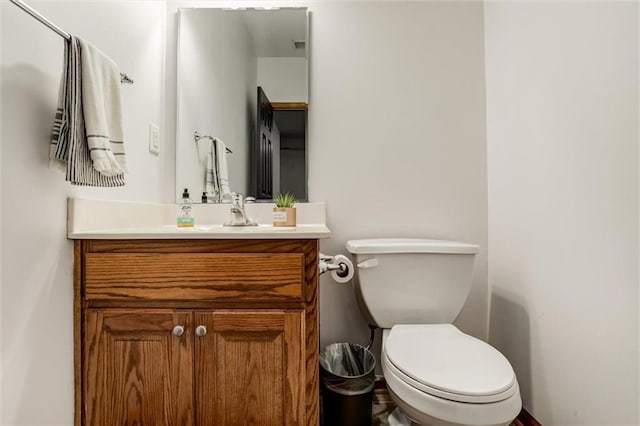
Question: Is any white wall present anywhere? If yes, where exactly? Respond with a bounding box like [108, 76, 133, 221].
[257, 57, 308, 102]
[0, 2, 4, 420]
[308, 1, 489, 348]
[176, 9, 255, 200]
[484, 2, 639, 425]
[0, 1, 166, 424]
[167, 0, 489, 349]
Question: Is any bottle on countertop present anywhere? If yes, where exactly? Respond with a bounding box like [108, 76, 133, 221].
[201, 192, 208, 203]
[177, 188, 195, 227]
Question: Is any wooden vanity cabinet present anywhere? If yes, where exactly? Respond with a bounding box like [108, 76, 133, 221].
[83, 309, 195, 425]
[74, 239, 320, 426]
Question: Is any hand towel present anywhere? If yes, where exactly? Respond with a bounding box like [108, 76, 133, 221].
[215, 138, 232, 202]
[78, 38, 127, 176]
[204, 137, 231, 202]
[50, 36, 125, 186]
[205, 139, 219, 200]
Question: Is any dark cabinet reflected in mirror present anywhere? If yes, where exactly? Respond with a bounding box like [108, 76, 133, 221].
[176, 8, 308, 203]
[255, 87, 307, 200]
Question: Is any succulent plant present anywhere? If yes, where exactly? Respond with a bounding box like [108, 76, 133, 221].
[274, 192, 296, 208]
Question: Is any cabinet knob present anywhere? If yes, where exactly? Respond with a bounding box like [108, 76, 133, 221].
[172, 325, 185, 337]
[195, 325, 207, 337]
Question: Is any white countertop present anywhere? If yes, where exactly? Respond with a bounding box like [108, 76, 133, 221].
[68, 224, 330, 239]
[67, 198, 331, 240]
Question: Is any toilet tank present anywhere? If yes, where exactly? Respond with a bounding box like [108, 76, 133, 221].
[346, 239, 479, 329]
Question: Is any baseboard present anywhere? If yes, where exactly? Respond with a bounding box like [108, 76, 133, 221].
[513, 409, 542, 426]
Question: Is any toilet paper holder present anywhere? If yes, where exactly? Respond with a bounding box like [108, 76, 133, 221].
[319, 253, 350, 277]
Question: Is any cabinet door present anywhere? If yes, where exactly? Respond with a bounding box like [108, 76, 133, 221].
[84, 310, 193, 426]
[195, 310, 305, 426]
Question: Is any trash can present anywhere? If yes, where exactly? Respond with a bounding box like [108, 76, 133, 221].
[320, 342, 376, 426]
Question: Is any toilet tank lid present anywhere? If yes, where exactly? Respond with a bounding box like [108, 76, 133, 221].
[346, 238, 479, 254]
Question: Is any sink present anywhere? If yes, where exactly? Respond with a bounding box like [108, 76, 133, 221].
[190, 224, 296, 233]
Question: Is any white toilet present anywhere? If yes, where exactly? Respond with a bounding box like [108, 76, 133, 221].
[346, 238, 521, 426]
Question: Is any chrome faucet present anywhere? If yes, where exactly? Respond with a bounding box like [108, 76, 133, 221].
[223, 193, 258, 226]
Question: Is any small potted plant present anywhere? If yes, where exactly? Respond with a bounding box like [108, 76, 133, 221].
[273, 192, 296, 227]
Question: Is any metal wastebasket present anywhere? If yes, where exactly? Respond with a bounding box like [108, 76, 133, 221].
[320, 342, 376, 426]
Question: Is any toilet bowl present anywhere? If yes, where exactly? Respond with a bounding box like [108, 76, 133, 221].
[382, 325, 521, 426]
[346, 238, 522, 426]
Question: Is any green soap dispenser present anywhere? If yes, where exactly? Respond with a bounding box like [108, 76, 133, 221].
[177, 188, 195, 228]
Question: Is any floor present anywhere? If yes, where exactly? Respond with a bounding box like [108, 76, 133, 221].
[372, 387, 396, 425]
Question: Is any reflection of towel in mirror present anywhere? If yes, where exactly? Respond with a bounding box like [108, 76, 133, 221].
[205, 138, 231, 202]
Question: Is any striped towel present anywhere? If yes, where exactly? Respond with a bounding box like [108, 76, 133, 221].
[50, 36, 125, 186]
[205, 137, 231, 202]
[79, 38, 127, 176]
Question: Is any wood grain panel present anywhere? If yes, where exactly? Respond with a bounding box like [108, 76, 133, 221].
[77, 239, 320, 425]
[83, 309, 193, 426]
[74, 241, 82, 426]
[87, 239, 310, 254]
[286, 310, 306, 425]
[271, 102, 308, 111]
[302, 240, 320, 426]
[87, 300, 306, 310]
[195, 310, 305, 426]
[84, 253, 304, 302]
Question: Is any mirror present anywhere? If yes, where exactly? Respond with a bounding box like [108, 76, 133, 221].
[176, 8, 309, 203]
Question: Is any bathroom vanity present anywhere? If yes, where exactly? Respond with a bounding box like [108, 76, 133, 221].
[68, 199, 330, 426]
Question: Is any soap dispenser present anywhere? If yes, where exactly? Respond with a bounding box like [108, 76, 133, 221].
[177, 188, 195, 227]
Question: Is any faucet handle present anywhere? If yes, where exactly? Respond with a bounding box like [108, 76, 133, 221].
[224, 192, 258, 227]
[231, 192, 243, 209]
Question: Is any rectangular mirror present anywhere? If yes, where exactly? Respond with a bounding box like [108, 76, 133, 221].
[176, 7, 309, 203]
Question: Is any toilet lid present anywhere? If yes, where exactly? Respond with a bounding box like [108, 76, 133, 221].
[385, 325, 517, 402]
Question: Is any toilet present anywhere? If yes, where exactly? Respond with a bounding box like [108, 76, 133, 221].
[346, 238, 521, 426]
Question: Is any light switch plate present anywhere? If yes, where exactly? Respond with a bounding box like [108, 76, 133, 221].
[149, 124, 160, 155]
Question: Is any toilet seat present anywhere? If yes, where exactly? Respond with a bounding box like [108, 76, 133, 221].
[384, 325, 517, 403]
[383, 354, 522, 426]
